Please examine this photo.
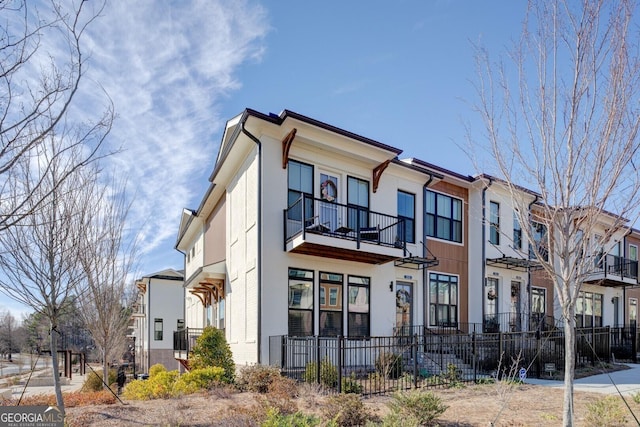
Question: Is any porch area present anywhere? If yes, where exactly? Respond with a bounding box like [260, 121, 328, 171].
[269, 324, 640, 396]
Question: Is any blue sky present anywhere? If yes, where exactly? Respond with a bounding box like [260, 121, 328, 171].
[1, 0, 527, 319]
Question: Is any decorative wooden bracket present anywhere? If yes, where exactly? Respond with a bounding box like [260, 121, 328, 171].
[372, 159, 391, 193]
[189, 278, 225, 307]
[282, 128, 297, 169]
[136, 281, 147, 294]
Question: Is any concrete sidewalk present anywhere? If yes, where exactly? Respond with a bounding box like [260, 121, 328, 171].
[5, 371, 86, 399]
[524, 363, 640, 396]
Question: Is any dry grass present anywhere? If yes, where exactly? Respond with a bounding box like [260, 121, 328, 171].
[58, 381, 640, 426]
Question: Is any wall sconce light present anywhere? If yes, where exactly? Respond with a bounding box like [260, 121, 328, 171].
[390, 281, 394, 292]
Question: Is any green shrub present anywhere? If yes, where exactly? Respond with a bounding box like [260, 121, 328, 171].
[122, 369, 179, 400]
[633, 391, 640, 404]
[148, 363, 167, 378]
[263, 408, 320, 427]
[321, 393, 374, 426]
[189, 326, 235, 383]
[174, 366, 225, 394]
[385, 389, 448, 426]
[236, 364, 282, 393]
[341, 373, 363, 394]
[81, 369, 117, 392]
[375, 352, 403, 379]
[584, 395, 628, 427]
[304, 358, 338, 388]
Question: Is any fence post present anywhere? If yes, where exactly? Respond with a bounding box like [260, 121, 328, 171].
[315, 336, 320, 385]
[633, 324, 638, 363]
[472, 332, 477, 382]
[499, 332, 503, 361]
[591, 326, 595, 366]
[606, 326, 610, 363]
[413, 334, 418, 388]
[337, 336, 343, 393]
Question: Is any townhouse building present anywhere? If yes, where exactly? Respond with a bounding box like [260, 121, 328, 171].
[130, 269, 184, 374]
[172, 108, 640, 375]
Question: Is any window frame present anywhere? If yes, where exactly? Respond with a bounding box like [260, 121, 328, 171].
[287, 160, 314, 223]
[513, 212, 522, 250]
[288, 268, 314, 337]
[397, 190, 415, 244]
[347, 176, 370, 230]
[429, 273, 459, 327]
[319, 271, 344, 337]
[425, 189, 463, 243]
[489, 201, 500, 245]
[347, 275, 370, 337]
[154, 318, 163, 341]
[575, 291, 603, 328]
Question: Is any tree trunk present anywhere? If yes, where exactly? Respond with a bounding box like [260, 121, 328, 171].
[50, 328, 65, 417]
[562, 315, 576, 426]
[103, 349, 109, 391]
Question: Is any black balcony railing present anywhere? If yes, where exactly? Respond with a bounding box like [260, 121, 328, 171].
[284, 195, 406, 250]
[593, 253, 639, 281]
[482, 312, 560, 333]
[173, 328, 204, 357]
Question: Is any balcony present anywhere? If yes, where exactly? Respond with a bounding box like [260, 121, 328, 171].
[284, 195, 408, 264]
[173, 327, 203, 361]
[584, 254, 638, 287]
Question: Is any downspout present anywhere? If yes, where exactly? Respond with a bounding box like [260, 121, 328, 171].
[527, 195, 539, 323]
[481, 178, 493, 326]
[622, 229, 632, 325]
[423, 174, 434, 329]
[241, 121, 263, 364]
[147, 279, 151, 373]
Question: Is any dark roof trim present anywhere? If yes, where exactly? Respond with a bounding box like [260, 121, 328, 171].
[408, 158, 474, 182]
[475, 173, 541, 197]
[391, 158, 445, 180]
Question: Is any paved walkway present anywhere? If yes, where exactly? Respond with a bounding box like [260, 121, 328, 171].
[525, 363, 640, 396]
[2, 370, 87, 399]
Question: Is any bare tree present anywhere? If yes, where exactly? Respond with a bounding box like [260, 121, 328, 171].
[0, 0, 113, 229]
[76, 173, 138, 388]
[471, 1, 640, 425]
[0, 139, 96, 416]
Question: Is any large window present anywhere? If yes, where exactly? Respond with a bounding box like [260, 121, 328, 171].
[513, 212, 522, 250]
[347, 177, 369, 229]
[425, 190, 462, 243]
[288, 268, 314, 336]
[347, 276, 370, 337]
[489, 201, 500, 245]
[530, 222, 548, 261]
[429, 273, 458, 327]
[288, 160, 313, 222]
[576, 291, 603, 328]
[319, 272, 343, 336]
[154, 318, 163, 341]
[397, 191, 415, 244]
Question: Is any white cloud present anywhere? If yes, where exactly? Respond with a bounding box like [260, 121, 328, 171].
[78, 1, 269, 270]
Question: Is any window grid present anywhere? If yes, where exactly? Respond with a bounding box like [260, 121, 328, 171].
[397, 190, 415, 244]
[429, 273, 458, 327]
[489, 201, 500, 245]
[425, 190, 462, 243]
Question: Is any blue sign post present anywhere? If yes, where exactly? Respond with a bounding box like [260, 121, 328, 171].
[519, 367, 527, 381]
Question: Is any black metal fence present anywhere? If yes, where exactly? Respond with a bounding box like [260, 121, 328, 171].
[269, 325, 633, 396]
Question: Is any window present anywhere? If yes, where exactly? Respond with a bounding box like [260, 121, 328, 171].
[630, 245, 638, 279]
[630, 298, 637, 326]
[347, 177, 369, 229]
[177, 319, 185, 330]
[397, 191, 415, 244]
[288, 160, 314, 222]
[319, 272, 343, 336]
[348, 276, 370, 337]
[513, 213, 522, 249]
[489, 201, 500, 245]
[154, 318, 163, 341]
[425, 190, 462, 243]
[429, 273, 458, 327]
[531, 287, 546, 329]
[288, 268, 314, 336]
[575, 291, 603, 328]
[530, 222, 548, 261]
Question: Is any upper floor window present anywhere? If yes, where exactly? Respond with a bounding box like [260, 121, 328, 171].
[397, 191, 415, 244]
[530, 221, 548, 261]
[489, 201, 500, 245]
[425, 190, 462, 243]
[513, 213, 522, 250]
[288, 160, 313, 222]
[154, 318, 163, 341]
[347, 177, 369, 229]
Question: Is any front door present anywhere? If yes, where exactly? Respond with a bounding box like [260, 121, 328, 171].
[319, 173, 339, 231]
[395, 281, 413, 334]
[510, 281, 521, 332]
